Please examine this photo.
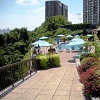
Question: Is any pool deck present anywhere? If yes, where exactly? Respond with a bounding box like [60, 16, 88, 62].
[1, 51, 88, 100]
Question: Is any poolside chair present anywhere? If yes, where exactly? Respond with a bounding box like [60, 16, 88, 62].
[65, 48, 70, 53]
[58, 49, 63, 52]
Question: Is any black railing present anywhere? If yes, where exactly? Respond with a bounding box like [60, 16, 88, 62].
[0, 57, 37, 98]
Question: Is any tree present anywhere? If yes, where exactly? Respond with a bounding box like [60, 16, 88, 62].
[20, 28, 29, 42]
[83, 28, 88, 36]
[0, 34, 4, 46]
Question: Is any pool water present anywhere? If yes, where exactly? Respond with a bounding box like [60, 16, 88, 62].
[56, 43, 67, 50]
[56, 43, 83, 51]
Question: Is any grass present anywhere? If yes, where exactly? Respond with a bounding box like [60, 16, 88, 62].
[23, 50, 31, 60]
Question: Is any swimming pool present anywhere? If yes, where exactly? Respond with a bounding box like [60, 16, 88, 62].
[56, 43, 67, 50]
[56, 43, 83, 51]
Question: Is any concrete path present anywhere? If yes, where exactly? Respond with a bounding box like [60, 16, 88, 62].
[1, 51, 86, 100]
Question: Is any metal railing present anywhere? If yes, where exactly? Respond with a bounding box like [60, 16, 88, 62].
[0, 57, 37, 98]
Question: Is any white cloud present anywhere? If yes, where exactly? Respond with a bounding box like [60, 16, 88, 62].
[26, 6, 45, 14]
[16, 0, 40, 6]
[33, 6, 45, 13]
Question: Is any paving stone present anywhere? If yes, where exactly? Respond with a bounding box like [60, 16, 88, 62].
[25, 89, 41, 94]
[70, 90, 84, 97]
[35, 95, 53, 100]
[3, 93, 22, 99]
[54, 90, 70, 96]
[52, 95, 69, 100]
[43, 85, 58, 90]
[39, 89, 56, 95]
[69, 97, 86, 100]
[12, 88, 28, 93]
[17, 93, 37, 100]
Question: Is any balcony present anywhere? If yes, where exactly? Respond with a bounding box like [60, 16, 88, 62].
[0, 52, 90, 100]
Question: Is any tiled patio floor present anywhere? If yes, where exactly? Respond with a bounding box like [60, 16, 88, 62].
[1, 51, 87, 100]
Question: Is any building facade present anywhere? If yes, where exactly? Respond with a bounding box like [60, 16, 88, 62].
[83, 0, 100, 25]
[45, 0, 68, 20]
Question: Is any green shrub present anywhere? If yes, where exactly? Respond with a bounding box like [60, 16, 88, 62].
[80, 53, 97, 62]
[36, 55, 49, 70]
[77, 57, 98, 75]
[51, 54, 61, 67]
[80, 65, 100, 97]
[81, 58, 89, 64]
[88, 53, 97, 57]
[79, 53, 88, 62]
[36, 54, 61, 70]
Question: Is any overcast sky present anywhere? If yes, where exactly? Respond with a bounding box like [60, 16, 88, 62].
[0, 0, 83, 30]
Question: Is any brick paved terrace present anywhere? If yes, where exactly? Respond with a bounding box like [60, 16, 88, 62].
[1, 51, 89, 100]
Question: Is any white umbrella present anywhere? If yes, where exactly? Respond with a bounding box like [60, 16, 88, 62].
[66, 38, 86, 46]
[39, 36, 48, 40]
[57, 34, 64, 37]
[31, 40, 43, 46]
[33, 41, 52, 47]
[67, 35, 73, 38]
[32, 40, 53, 54]
[87, 34, 93, 37]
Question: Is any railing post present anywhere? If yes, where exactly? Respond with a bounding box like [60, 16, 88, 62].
[34, 57, 37, 73]
[29, 59, 32, 76]
[20, 62, 24, 82]
[11, 67, 14, 88]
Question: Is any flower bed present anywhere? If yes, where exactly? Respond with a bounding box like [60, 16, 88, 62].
[77, 56, 100, 98]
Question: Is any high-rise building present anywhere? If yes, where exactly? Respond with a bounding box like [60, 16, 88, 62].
[83, 0, 100, 25]
[45, 0, 68, 20]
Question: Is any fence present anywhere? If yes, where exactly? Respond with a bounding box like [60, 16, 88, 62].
[0, 57, 37, 98]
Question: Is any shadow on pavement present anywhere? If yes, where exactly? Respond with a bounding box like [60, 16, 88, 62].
[67, 59, 75, 63]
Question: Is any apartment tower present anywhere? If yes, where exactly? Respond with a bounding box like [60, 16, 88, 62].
[83, 0, 100, 25]
[45, 0, 68, 20]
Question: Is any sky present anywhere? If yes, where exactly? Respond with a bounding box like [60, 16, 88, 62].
[0, 0, 83, 31]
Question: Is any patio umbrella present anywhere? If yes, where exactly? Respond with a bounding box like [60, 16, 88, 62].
[32, 40, 53, 47]
[31, 40, 43, 46]
[57, 34, 64, 37]
[39, 36, 48, 40]
[74, 35, 80, 38]
[32, 40, 52, 47]
[32, 40, 53, 54]
[87, 34, 93, 37]
[67, 35, 73, 38]
[66, 38, 86, 46]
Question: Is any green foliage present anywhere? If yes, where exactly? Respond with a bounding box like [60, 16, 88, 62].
[80, 53, 97, 62]
[36, 54, 61, 70]
[51, 54, 61, 67]
[36, 55, 49, 69]
[15, 63, 29, 80]
[61, 36, 67, 42]
[23, 50, 31, 60]
[81, 58, 89, 64]
[94, 34, 100, 56]
[63, 23, 94, 31]
[46, 15, 70, 31]
[0, 27, 29, 67]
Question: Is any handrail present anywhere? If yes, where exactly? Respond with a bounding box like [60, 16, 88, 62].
[0, 57, 37, 98]
[0, 58, 32, 71]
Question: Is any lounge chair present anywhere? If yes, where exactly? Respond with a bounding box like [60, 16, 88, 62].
[65, 49, 70, 53]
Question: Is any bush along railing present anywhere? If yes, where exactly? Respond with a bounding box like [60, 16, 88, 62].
[36, 53, 61, 70]
[77, 56, 100, 98]
[0, 57, 37, 98]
